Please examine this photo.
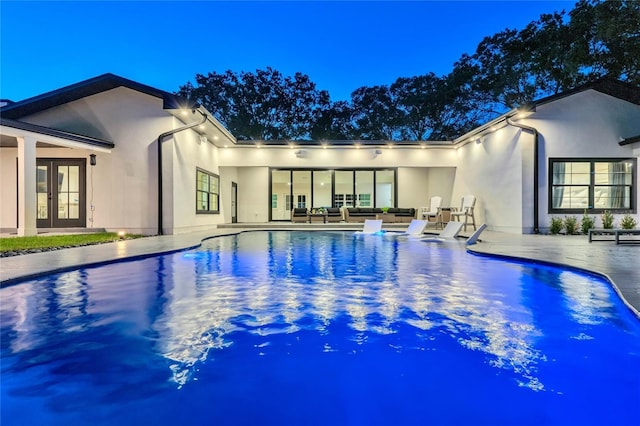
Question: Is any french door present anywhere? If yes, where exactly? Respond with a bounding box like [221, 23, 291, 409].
[36, 159, 86, 228]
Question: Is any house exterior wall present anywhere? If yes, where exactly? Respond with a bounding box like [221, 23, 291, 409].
[237, 167, 269, 222]
[219, 166, 239, 223]
[1, 87, 228, 235]
[530, 89, 640, 230]
[451, 89, 640, 234]
[218, 145, 457, 168]
[165, 129, 225, 235]
[452, 126, 529, 233]
[425, 167, 456, 208]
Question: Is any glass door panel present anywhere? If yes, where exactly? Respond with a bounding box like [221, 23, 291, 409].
[334, 170, 353, 208]
[37, 165, 49, 220]
[271, 170, 291, 220]
[355, 170, 374, 207]
[293, 171, 311, 209]
[312, 170, 332, 208]
[375, 170, 395, 208]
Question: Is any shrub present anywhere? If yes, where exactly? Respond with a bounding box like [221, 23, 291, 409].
[620, 214, 637, 230]
[549, 217, 563, 235]
[601, 210, 614, 229]
[581, 210, 595, 235]
[564, 216, 579, 235]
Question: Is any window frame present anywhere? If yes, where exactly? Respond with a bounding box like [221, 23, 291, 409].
[196, 168, 220, 214]
[548, 158, 636, 214]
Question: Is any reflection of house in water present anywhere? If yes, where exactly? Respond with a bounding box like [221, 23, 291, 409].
[147, 233, 547, 388]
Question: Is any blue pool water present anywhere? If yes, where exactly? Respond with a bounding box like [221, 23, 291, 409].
[1, 231, 639, 425]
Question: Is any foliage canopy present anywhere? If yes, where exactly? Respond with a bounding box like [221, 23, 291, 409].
[178, 0, 639, 141]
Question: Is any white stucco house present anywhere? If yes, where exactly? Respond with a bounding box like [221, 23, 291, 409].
[1, 73, 638, 236]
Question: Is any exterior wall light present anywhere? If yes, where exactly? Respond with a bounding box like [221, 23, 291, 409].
[89, 154, 97, 166]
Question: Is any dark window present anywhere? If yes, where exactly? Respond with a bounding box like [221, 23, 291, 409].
[196, 168, 219, 214]
[549, 158, 636, 213]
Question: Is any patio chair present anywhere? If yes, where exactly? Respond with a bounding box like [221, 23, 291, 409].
[450, 195, 477, 231]
[355, 219, 383, 234]
[421, 196, 442, 223]
[291, 208, 308, 223]
[421, 221, 464, 242]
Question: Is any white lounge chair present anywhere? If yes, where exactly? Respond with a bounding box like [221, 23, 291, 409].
[403, 219, 428, 237]
[421, 196, 442, 223]
[421, 221, 464, 242]
[355, 219, 383, 234]
[466, 223, 487, 246]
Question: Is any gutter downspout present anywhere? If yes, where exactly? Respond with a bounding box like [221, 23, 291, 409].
[157, 112, 207, 235]
[506, 117, 540, 234]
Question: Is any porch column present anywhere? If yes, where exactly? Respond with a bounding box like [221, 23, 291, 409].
[17, 136, 37, 236]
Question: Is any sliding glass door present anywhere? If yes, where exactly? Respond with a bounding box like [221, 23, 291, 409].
[269, 168, 397, 220]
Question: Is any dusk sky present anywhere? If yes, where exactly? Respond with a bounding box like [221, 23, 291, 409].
[1, 1, 574, 103]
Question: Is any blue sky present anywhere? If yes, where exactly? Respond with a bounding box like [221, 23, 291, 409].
[1, 0, 574, 102]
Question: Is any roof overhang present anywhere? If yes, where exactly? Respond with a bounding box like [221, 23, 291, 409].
[162, 93, 237, 148]
[619, 135, 640, 146]
[0, 118, 114, 152]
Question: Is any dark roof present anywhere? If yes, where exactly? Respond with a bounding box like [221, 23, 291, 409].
[0, 73, 173, 119]
[534, 77, 640, 107]
[619, 134, 640, 146]
[0, 117, 115, 148]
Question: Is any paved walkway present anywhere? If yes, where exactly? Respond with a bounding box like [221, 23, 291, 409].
[1, 226, 638, 316]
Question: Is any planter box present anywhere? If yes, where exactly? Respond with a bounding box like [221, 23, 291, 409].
[589, 228, 640, 244]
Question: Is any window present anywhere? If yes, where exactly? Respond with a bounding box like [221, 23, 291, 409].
[196, 168, 219, 214]
[549, 158, 636, 213]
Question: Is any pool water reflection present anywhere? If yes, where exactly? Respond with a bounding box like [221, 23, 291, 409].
[1, 231, 639, 425]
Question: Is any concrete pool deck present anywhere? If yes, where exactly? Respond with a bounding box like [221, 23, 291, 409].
[1, 225, 638, 316]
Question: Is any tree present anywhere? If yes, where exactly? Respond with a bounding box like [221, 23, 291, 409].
[350, 85, 401, 140]
[178, 68, 329, 140]
[310, 99, 356, 140]
[391, 73, 441, 140]
[568, 0, 640, 85]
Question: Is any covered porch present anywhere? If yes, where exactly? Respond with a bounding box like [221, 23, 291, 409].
[0, 118, 114, 236]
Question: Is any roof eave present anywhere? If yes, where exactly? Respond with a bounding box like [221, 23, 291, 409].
[0, 118, 115, 149]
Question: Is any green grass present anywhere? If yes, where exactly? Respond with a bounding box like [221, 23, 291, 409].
[0, 232, 142, 253]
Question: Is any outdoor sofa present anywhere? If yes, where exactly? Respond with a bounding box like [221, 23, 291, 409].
[386, 208, 416, 223]
[344, 208, 384, 223]
[344, 207, 417, 223]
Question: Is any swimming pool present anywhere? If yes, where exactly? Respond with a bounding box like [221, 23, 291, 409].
[1, 231, 639, 425]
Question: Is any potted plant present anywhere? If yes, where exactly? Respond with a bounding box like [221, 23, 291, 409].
[601, 210, 614, 229]
[564, 216, 579, 235]
[549, 217, 563, 235]
[581, 210, 595, 235]
[620, 214, 637, 230]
